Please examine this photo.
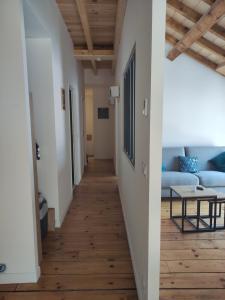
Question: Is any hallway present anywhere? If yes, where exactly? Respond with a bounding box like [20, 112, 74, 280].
[0, 159, 137, 300]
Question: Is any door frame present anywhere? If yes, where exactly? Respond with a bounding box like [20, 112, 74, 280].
[29, 93, 42, 264]
[84, 87, 95, 160]
[69, 87, 75, 187]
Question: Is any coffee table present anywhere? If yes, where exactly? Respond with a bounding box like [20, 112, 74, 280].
[170, 185, 225, 233]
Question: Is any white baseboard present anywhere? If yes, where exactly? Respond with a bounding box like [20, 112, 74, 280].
[0, 265, 40, 284]
[118, 183, 143, 300]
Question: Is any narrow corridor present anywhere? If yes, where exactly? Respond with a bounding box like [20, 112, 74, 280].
[1, 159, 137, 300]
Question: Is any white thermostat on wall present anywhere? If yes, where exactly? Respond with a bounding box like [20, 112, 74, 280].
[109, 86, 120, 99]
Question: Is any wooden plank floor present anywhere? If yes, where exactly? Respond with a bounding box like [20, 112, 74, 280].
[160, 200, 225, 300]
[0, 159, 137, 300]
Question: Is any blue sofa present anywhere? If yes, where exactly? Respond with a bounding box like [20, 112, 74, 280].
[162, 146, 225, 197]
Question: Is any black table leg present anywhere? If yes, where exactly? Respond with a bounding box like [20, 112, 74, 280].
[218, 202, 222, 217]
[184, 199, 187, 217]
[209, 201, 213, 229]
[213, 202, 217, 230]
[224, 203, 225, 228]
[182, 198, 185, 232]
[197, 200, 200, 230]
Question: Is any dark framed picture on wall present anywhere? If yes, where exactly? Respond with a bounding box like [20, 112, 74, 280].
[98, 107, 109, 119]
[61, 88, 66, 110]
[124, 46, 136, 166]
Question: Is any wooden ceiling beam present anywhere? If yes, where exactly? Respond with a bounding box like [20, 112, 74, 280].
[74, 49, 114, 61]
[167, 0, 225, 41]
[112, 0, 127, 72]
[166, 32, 218, 70]
[216, 62, 225, 75]
[75, 0, 97, 74]
[167, 0, 225, 61]
[202, 0, 216, 5]
[167, 17, 225, 61]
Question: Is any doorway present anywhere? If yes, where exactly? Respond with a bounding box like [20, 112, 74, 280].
[69, 88, 75, 187]
[85, 88, 94, 161]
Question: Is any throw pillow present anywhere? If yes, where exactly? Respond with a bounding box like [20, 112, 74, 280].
[162, 163, 166, 172]
[179, 156, 199, 173]
[209, 152, 225, 172]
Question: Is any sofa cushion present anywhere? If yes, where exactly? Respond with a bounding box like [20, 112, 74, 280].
[162, 147, 185, 171]
[196, 171, 225, 187]
[185, 146, 225, 171]
[162, 163, 166, 172]
[179, 156, 199, 173]
[210, 152, 225, 172]
[162, 171, 199, 188]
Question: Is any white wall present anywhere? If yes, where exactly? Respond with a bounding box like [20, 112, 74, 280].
[0, 0, 85, 284]
[24, 0, 85, 227]
[0, 0, 39, 283]
[26, 38, 59, 215]
[93, 87, 114, 159]
[163, 43, 225, 147]
[85, 69, 114, 86]
[115, 1, 166, 299]
[85, 69, 114, 159]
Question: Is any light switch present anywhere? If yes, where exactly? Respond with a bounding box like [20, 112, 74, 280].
[142, 98, 148, 117]
[142, 161, 148, 177]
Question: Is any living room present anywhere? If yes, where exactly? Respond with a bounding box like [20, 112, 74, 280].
[161, 0, 225, 298]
